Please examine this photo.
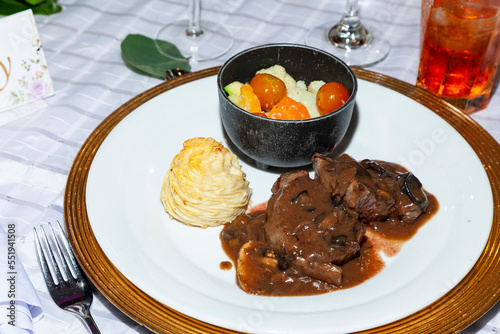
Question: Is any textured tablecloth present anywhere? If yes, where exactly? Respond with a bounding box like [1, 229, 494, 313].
[1, 0, 499, 333]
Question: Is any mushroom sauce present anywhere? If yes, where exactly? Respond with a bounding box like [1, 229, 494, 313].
[220, 154, 439, 296]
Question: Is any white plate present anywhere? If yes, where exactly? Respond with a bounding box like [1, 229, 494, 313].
[85, 76, 493, 334]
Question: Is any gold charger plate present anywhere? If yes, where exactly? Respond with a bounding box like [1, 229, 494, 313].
[64, 67, 500, 333]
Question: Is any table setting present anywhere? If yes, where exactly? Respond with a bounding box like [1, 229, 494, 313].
[1, 0, 499, 333]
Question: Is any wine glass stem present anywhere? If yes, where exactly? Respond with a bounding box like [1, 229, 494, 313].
[329, 0, 372, 49]
[343, 0, 360, 23]
[186, 0, 203, 37]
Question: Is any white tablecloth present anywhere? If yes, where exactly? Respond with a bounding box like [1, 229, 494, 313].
[1, 0, 499, 333]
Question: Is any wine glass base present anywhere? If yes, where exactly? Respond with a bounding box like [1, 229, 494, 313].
[306, 22, 391, 67]
[155, 19, 234, 63]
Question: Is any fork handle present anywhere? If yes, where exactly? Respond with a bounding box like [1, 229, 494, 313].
[82, 314, 101, 334]
[67, 305, 101, 334]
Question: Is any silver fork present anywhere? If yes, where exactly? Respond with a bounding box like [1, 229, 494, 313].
[34, 221, 101, 333]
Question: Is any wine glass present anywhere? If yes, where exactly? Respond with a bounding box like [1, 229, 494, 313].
[306, 0, 390, 67]
[155, 0, 234, 63]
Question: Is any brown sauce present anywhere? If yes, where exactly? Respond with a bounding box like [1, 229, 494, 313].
[219, 261, 233, 270]
[220, 156, 439, 297]
[221, 196, 437, 296]
[369, 193, 438, 241]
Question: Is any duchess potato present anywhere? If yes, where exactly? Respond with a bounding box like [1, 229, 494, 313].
[160, 137, 252, 228]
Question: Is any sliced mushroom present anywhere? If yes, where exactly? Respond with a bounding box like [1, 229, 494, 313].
[401, 172, 429, 210]
[292, 257, 342, 287]
[236, 241, 279, 294]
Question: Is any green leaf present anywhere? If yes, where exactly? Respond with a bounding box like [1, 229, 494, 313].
[121, 34, 191, 79]
[0, 0, 61, 16]
[0, 0, 30, 16]
[30, 0, 61, 15]
[24, 0, 45, 5]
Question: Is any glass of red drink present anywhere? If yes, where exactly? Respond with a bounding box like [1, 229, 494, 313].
[416, 0, 500, 113]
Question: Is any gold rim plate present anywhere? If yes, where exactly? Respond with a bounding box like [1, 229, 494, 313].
[64, 67, 500, 334]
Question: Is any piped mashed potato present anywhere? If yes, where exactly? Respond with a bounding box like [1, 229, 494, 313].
[160, 137, 252, 228]
[256, 65, 325, 118]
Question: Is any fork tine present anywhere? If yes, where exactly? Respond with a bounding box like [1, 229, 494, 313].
[33, 227, 56, 287]
[39, 225, 65, 284]
[48, 222, 74, 280]
[34, 222, 101, 334]
[54, 221, 84, 280]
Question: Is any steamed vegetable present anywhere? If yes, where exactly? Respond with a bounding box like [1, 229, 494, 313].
[226, 83, 262, 114]
[224, 66, 349, 120]
[267, 96, 310, 120]
[249, 73, 287, 111]
[316, 82, 350, 115]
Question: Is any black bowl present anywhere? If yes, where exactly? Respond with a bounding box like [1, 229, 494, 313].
[217, 43, 357, 168]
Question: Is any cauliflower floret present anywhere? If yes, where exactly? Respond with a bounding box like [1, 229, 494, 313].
[287, 86, 321, 118]
[256, 65, 297, 90]
[308, 80, 326, 94]
[296, 80, 308, 90]
[285, 80, 326, 118]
